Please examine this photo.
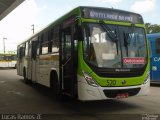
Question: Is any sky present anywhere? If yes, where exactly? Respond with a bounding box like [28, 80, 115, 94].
[0, 0, 160, 52]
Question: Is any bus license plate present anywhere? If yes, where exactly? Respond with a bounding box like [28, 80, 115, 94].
[116, 93, 129, 99]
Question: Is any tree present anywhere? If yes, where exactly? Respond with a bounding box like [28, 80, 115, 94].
[145, 23, 160, 34]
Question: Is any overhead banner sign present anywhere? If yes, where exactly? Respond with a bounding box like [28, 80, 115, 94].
[82, 7, 144, 24]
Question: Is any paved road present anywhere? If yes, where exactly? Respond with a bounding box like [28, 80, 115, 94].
[0, 69, 160, 120]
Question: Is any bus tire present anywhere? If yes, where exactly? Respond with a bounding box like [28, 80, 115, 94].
[23, 68, 29, 84]
[50, 71, 63, 100]
[14, 64, 17, 69]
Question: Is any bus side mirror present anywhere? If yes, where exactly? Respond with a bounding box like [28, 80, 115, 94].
[73, 32, 78, 40]
[73, 25, 83, 41]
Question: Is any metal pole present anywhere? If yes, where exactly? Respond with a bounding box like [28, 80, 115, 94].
[3, 38, 7, 53]
[31, 24, 34, 34]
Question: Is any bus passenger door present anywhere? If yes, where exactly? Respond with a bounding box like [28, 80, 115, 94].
[27, 41, 32, 80]
[31, 40, 38, 82]
[60, 25, 77, 96]
[17, 47, 23, 76]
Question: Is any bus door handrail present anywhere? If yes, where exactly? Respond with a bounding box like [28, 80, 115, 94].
[62, 56, 71, 67]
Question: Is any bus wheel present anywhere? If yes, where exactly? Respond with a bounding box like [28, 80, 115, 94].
[14, 64, 17, 69]
[23, 68, 29, 84]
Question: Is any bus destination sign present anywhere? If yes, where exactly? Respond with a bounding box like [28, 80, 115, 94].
[82, 7, 143, 24]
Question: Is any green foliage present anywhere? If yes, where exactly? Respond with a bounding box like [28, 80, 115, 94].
[145, 23, 160, 34]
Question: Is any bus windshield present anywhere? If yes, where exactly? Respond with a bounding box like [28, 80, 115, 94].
[83, 23, 147, 68]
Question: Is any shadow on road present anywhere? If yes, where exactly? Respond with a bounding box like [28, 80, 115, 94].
[19, 79, 141, 114]
[0, 67, 16, 70]
[150, 83, 160, 87]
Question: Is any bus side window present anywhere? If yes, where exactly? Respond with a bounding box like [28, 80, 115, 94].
[17, 47, 20, 59]
[41, 31, 49, 54]
[148, 41, 152, 58]
[42, 43, 48, 54]
[28, 41, 32, 57]
[52, 26, 59, 53]
[20, 47, 24, 59]
[37, 37, 40, 56]
[32, 36, 38, 59]
[39, 34, 44, 54]
[37, 46, 40, 56]
[23, 45, 25, 57]
[48, 28, 54, 53]
[25, 42, 29, 56]
[155, 38, 160, 54]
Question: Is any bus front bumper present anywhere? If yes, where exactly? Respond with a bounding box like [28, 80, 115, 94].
[78, 76, 150, 101]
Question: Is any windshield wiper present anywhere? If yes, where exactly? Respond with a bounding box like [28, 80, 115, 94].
[123, 23, 135, 57]
[123, 32, 129, 57]
[99, 20, 119, 54]
[114, 29, 119, 55]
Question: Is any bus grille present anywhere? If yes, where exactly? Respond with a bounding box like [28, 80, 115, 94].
[103, 88, 141, 98]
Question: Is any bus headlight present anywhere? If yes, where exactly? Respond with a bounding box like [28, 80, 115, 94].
[83, 71, 99, 87]
[152, 66, 157, 71]
[144, 72, 150, 84]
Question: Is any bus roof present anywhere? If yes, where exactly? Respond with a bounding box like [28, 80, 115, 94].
[18, 6, 144, 45]
[43, 6, 144, 30]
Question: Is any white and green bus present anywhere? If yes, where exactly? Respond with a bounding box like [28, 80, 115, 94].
[17, 6, 150, 101]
